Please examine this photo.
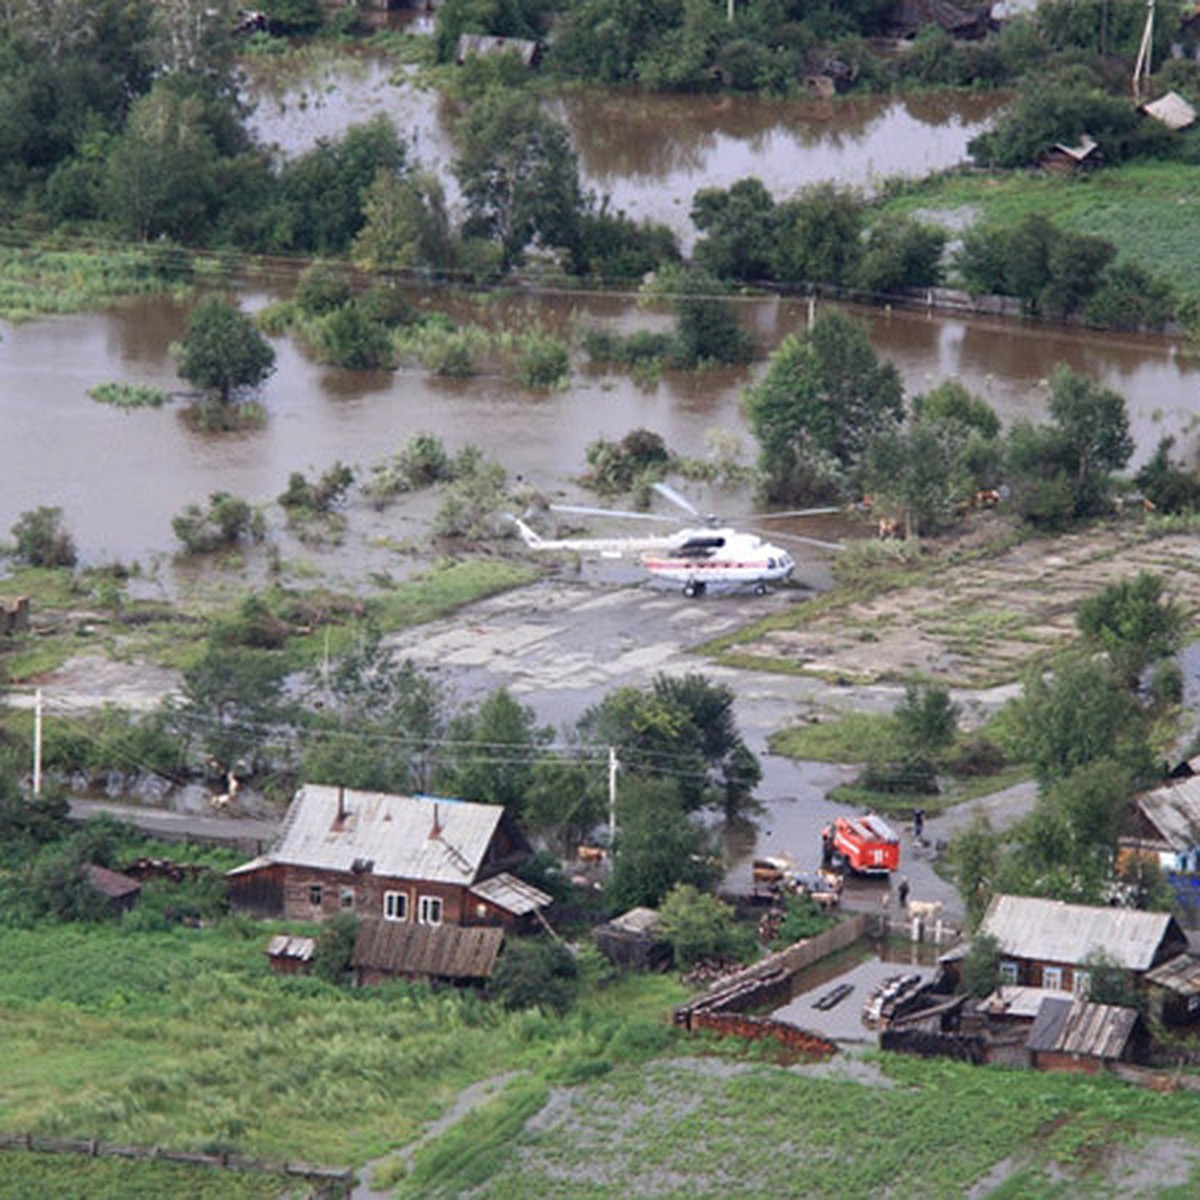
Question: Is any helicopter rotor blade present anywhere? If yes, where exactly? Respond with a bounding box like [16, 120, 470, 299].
[651, 481, 700, 517]
[744, 506, 844, 520]
[763, 531, 846, 551]
[551, 503, 678, 524]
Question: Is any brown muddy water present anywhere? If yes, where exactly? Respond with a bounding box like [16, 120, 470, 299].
[2, 285, 1194, 566]
[4, 56, 1197, 564]
[241, 50, 1006, 250]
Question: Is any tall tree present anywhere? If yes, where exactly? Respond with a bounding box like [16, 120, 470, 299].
[1077, 571, 1184, 690]
[438, 687, 551, 815]
[352, 168, 454, 277]
[177, 294, 276, 405]
[453, 88, 583, 268]
[744, 309, 903, 503]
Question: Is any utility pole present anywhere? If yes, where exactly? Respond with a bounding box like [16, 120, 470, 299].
[32, 688, 43, 797]
[608, 745, 619, 846]
[1132, 0, 1155, 102]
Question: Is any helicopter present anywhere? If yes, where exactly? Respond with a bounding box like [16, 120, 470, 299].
[510, 482, 843, 598]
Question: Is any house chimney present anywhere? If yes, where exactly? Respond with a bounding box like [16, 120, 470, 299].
[430, 801, 442, 840]
[337, 786, 346, 822]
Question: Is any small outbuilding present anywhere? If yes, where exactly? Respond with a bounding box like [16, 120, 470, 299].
[1025, 997, 1144, 1073]
[84, 863, 141, 913]
[1144, 952, 1200, 1026]
[1141, 91, 1197, 132]
[593, 907, 673, 971]
[1039, 136, 1102, 174]
[266, 934, 316, 976]
[351, 920, 504, 986]
[454, 33, 540, 67]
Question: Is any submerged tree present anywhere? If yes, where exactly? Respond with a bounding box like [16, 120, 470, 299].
[177, 295, 276, 406]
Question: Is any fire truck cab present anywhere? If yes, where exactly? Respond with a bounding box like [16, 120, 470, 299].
[822, 814, 900, 875]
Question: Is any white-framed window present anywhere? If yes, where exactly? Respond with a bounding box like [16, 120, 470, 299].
[308, 884, 323, 907]
[1072, 969, 1091, 997]
[999, 960, 1018, 986]
[340, 887, 355, 910]
[383, 891, 409, 922]
[1042, 966, 1064, 992]
[418, 894, 444, 926]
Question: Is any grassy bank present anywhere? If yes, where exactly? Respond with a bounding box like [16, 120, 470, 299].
[878, 161, 1200, 308]
[0, 557, 539, 681]
[0, 921, 685, 1167]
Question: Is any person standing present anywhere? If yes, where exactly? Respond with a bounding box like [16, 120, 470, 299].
[898, 876, 910, 909]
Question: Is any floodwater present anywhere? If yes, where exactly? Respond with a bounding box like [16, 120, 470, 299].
[770, 940, 942, 1043]
[2, 284, 1195, 566]
[241, 50, 1005, 250]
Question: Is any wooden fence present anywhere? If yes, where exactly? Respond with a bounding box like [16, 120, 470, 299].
[0, 1133, 352, 1196]
[673, 914, 868, 1055]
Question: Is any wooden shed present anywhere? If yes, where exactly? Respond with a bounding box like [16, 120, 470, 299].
[266, 934, 316, 976]
[351, 920, 504, 986]
[593, 907, 672, 971]
[1039, 136, 1102, 174]
[84, 863, 141, 913]
[454, 33, 540, 67]
[1025, 997, 1144, 1073]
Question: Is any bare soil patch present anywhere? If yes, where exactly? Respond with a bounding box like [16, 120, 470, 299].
[726, 524, 1200, 686]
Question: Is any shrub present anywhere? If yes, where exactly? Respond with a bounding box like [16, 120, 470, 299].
[172, 493, 265, 554]
[314, 913, 359, 984]
[516, 334, 570, 388]
[657, 883, 746, 968]
[489, 938, 580, 1013]
[295, 261, 353, 316]
[314, 303, 395, 369]
[11, 506, 78, 567]
[278, 461, 355, 515]
[771, 892, 834, 949]
[88, 382, 169, 409]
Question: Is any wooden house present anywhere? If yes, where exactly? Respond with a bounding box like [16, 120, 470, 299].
[228, 785, 550, 930]
[1120, 776, 1200, 878]
[972, 894, 1187, 996]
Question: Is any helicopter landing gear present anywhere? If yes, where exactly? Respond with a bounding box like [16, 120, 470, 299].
[753, 581, 768, 596]
[682, 580, 706, 598]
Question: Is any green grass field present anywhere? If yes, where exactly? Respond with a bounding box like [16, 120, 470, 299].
[878, 160, 1200, 306]
[2, 919, 1200, 1198]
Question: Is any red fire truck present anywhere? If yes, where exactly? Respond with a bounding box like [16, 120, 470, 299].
[821, 814, 900, 875]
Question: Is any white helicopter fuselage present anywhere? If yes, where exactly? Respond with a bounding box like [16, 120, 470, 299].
[640, 527, 794, 593]
[509, 515, 802, 596]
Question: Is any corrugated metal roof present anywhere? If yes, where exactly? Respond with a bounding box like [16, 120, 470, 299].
[980, 894, 1175, 972]
[1026, 997, 1137, 1059]
[1145, 953, 1200, 997]
[1142, 91, 1197, 131]
[469, 872, 551, 916]
[266, 786, 504, 884]
[1134, 778, 1200, 852]
[266, 935, 316, 962]
[351, 920, 504, 980]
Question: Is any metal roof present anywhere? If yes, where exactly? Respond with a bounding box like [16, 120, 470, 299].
[267, 934, 316, 962]
[351, 921, 504, 980]
[266, 785, 505, 885]
[1145, 953, 1200, 997]
[1025, 997, 1138, 1059]
[981, 985, 1063, 1020]
[1133, 778, 1200, 852]
[84, 863, 141, 899]
[979, 894, 1176, 972]
[1142, 91, 1197, 131]
[469, 872, 551, 916]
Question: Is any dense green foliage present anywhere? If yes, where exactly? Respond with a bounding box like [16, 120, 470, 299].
[744, 310, 903, 503]
[1076, 571, 1185, 689]
[177, 296, 276, 405]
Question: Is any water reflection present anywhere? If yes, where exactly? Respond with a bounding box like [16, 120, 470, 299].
[240, 52, 1005, 248]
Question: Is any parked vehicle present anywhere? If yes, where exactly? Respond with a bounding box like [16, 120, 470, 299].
[822, 815, 900, 875]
